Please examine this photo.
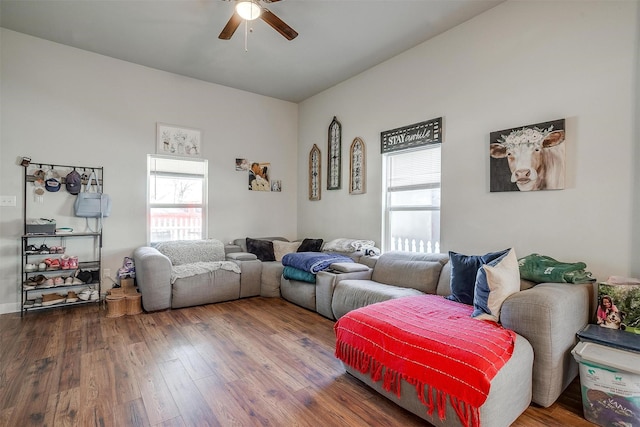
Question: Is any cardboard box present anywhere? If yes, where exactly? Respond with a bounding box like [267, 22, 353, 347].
[597, 282, 640, 334]
[572, 342, 640, 427]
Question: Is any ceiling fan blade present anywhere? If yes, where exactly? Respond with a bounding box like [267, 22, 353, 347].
[261, 9, 298, 40]
[219, 12, 242, 40]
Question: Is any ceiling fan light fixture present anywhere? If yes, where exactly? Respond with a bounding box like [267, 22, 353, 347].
[236, 1, 262, 21]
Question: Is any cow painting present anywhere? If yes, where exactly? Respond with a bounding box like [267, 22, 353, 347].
[489, 119, 566, 192]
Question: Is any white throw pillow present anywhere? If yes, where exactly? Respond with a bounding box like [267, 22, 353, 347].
[472, 248, 520, 322]
[273, 240, 301, 261]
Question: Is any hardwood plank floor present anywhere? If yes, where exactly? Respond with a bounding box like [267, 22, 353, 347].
[0, 298, 593, 426]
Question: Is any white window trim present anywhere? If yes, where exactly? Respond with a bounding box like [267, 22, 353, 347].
[147, 155, 208, 244]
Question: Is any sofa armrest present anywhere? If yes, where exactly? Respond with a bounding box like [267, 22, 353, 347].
[226, 253, 262, 298]
[316, 269, 373, 319]
[132, 246, 173, 312]
[500, 282, 591, 407]
[226, 251, 258, 261]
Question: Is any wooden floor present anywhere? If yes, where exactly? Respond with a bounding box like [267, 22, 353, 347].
[0, 297, 594, 426]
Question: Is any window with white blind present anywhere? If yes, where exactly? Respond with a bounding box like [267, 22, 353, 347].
[147, 155, 208, 243]
[382, 145, 441, 253]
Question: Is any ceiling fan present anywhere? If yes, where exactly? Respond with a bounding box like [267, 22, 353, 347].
[219, 0, 298, 41]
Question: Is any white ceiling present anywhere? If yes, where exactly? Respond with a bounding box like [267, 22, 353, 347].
[1, 0, 504, 103]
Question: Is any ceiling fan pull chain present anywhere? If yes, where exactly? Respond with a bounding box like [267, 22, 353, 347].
[244, 19, 249, 52]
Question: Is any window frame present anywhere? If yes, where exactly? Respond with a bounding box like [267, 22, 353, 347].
[147, 155, 208, 244]
[382, 144, 441, 253]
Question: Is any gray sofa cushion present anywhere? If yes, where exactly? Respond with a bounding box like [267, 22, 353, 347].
[332, 279, 423, 319]
[370, 251, 449, 294]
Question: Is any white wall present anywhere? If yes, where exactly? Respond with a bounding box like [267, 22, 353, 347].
[0, 29, 298, 313]
[298, 0, 639, 281]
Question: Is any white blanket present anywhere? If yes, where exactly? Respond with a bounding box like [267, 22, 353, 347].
[170, 261, 241, 284]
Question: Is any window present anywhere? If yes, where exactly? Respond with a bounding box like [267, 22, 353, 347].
[148, 155, 208, 243]
[382, 145, 441, 253]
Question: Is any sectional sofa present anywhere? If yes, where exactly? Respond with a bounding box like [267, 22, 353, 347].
[326, 250, 594, 426]
[133, 239, 594, 426]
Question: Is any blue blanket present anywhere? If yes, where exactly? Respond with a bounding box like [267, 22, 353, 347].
[282, 252, 354, 274]
[283, 266, 316, 283]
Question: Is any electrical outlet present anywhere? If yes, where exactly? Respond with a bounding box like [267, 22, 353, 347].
[103, 268, 111, 279]
[0, 196, 16, 207]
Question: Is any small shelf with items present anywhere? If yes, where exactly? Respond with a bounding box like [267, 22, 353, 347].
[21, 233, 102, 313]
[20, 160, 104, 316]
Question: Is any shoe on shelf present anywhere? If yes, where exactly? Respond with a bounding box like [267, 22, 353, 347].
[72, 277, 84, 285]
[33, 297, 43, 307]
[69, 256, 79, 270]
[90, 290, 99, 301]
[78, 288, 92, 301]
[64, 276, 73, 285]
[66, 291, 78, 303]
[42, 293, 65, 306]
[77, 271, 92, 284]
[25, 244, 39, 254]
[39, 244, 50, 254]
[23, 282, 36, 290]
[25, 263, 37, 273]
[23, 300, 35, 308]
[54, 276, 64, 286]
[37, 278, 55, 289]
[60, 255, 70, 270]
[48, 259, 61, 270]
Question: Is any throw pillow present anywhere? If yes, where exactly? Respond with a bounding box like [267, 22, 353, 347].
[297, 238, 323, 252]
[447, 249, 509, 305]
[246, 238, 276, 262]
[472, 248, 521, 322]
[273, 240, 301, 261]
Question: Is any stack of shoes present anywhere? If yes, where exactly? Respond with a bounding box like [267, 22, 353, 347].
[42, 293, 65, 306]
[66, 291, 78, 303]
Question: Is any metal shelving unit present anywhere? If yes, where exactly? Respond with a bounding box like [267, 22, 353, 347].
[20, 162, 103, 316]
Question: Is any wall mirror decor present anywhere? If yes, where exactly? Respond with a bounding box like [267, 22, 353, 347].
[309, 144, 321, 201]
[327, 116, 342, 190]
[349, 137, 366, 195]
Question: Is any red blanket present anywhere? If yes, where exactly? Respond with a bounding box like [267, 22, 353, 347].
[334, 295, 516, 427]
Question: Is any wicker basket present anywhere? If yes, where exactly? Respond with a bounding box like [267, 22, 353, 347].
[125, 293, 142, 315]
[106, 294, 126, 318]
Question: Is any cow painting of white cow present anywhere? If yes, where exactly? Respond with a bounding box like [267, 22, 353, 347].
[489, 120, 566, 192]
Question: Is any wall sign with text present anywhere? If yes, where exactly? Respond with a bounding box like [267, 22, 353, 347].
[380, 117, 442, 154]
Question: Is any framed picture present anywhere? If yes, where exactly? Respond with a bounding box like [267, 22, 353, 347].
[327, 116, 341, 190]
[248, 161, 271, 191]
[309, 144, 321, 201]
[489, 118, 566, 192]
[349, 137, 366, 195]
[156, 123, 202, 157]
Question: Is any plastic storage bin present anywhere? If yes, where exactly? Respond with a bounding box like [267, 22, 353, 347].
[572, 341, 640, 427]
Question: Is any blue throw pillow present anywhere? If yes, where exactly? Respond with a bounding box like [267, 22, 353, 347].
[446, 249, 510, 305]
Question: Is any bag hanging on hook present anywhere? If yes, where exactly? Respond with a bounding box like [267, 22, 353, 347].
[74, 170, 112, 218]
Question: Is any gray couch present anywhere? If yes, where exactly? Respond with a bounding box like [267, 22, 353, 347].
[225, 237, 371, 319]
[133, 239, 262, 311]
[326, 251, 594, 427]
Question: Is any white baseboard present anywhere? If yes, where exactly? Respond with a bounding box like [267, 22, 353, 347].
[0, 302, 20, 315]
